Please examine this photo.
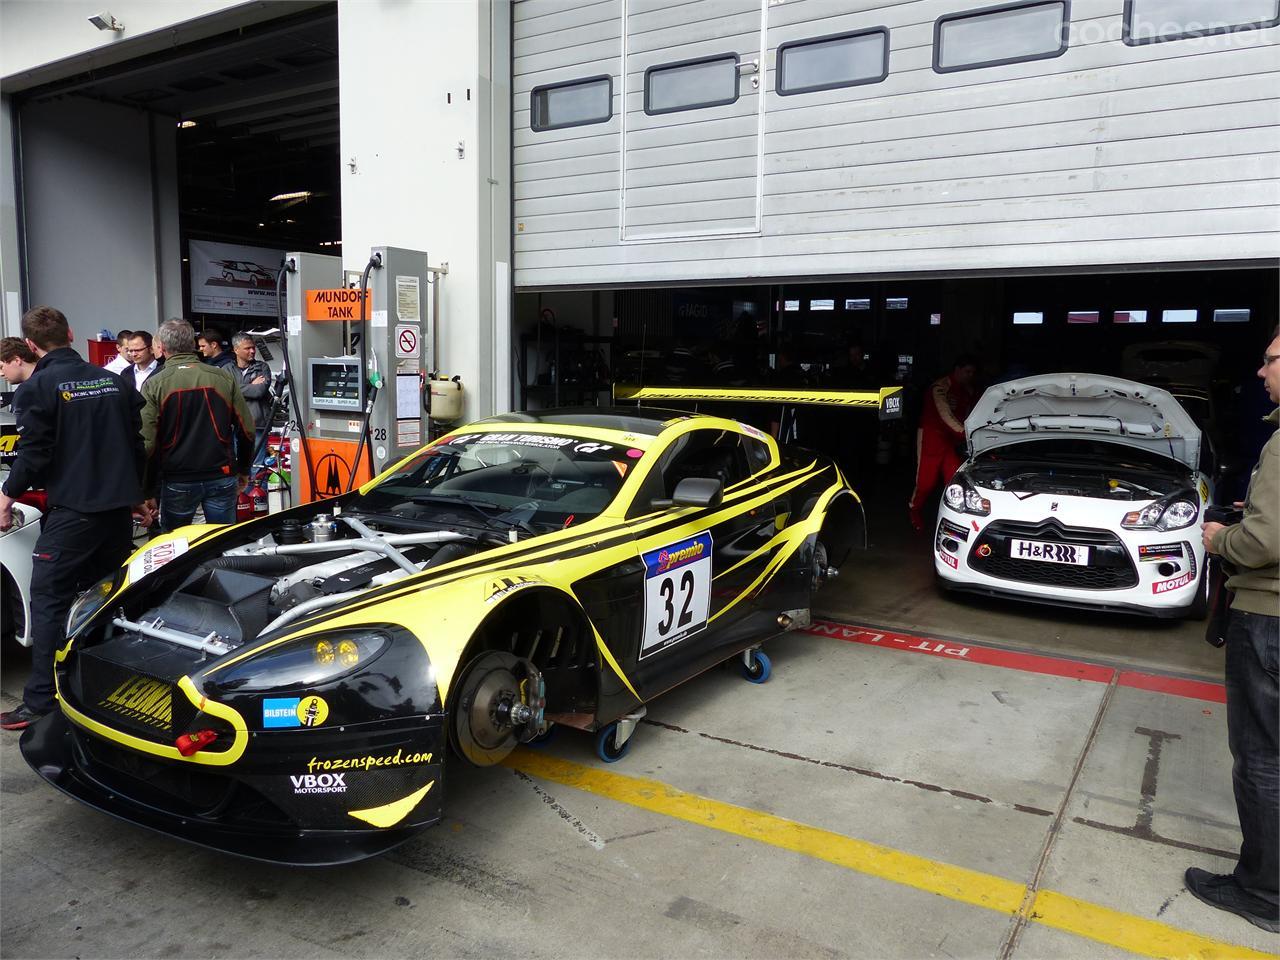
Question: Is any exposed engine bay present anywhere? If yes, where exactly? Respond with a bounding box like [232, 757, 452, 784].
[113, 511, 481, 658]
[966, 441, 1188, 501]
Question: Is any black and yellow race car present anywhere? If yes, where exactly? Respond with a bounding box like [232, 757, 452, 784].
[21, 406, 866, 864]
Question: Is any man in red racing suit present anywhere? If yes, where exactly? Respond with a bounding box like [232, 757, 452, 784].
[909, 355, 978, 532]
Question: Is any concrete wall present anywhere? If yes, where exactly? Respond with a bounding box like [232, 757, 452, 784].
[338, 0, 512, 421]
[0, 98, 23, 336]
[19, 96, 182, 347]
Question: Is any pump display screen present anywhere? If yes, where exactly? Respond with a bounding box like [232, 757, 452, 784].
[309, 358, 364, 411]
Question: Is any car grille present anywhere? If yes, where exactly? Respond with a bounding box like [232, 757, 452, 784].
[73, 729, 291, 827]
[969, 519, 1138, 590]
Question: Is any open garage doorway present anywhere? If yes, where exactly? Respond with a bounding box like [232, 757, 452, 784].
[516, 265, 1276, 665]
[11, 3, 339, 347]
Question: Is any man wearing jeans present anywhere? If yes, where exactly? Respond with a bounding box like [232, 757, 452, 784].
[1186, 328, 1280, 934]
[142, 318, 254, 531]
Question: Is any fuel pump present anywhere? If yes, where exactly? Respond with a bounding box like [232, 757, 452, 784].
[284, 246, 433, 503]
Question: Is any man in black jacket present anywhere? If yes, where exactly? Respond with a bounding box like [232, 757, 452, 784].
[0, 306, 146, 731]
[230, 332, 273, 468]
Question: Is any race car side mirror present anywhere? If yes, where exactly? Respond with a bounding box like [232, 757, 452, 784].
[652, 477, 723, 511]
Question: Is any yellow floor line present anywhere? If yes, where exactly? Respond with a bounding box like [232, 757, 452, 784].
[506, 751, 1277, 960]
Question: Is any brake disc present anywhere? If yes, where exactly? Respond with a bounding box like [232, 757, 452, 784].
[451, 651, 543, 766]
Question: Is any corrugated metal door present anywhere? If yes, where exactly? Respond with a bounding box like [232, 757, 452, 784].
[621, 0, 765, 242]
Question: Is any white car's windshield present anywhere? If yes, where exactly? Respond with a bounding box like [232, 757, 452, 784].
[361, 431, 637, 530]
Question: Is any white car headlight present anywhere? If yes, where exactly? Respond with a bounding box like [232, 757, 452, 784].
[944, 484, 965, 510]
[1122, 492, 1199, 532]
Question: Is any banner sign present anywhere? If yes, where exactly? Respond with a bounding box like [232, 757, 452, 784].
[188, 239, 284, 317]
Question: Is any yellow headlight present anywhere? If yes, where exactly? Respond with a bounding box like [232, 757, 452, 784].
[314, 640, 335, 665]
[337, 639, 360, 667]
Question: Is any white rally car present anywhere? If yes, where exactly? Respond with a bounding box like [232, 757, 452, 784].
[934, 374, 1211, 619]
[0, 410, 40, 647]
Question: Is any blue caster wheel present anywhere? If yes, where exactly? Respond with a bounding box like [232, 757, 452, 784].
[595, 721, 631, 763]
[742, 649, 771, 684]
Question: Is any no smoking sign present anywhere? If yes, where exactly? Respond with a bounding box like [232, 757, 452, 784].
[394, 324, 420, 359]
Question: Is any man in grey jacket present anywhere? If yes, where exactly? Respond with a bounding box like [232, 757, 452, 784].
[1185, 329, 1280, 934]
[231, 332, 272, 467]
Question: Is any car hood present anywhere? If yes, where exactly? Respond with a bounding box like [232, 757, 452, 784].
[966, 374, 1200, 470]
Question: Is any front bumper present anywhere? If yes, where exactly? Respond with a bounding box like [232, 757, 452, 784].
[21, 710, 445, 866]
[933, 512, 1203, 618]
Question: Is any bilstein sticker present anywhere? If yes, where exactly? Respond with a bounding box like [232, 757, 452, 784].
[297, 695, 328, 727]
[263, 697, 301, 728]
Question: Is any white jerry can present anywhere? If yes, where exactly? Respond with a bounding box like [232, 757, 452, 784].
[428, 377, 464, 422]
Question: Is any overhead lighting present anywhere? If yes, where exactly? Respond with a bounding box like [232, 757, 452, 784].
[318, 240, 343, 247]
[88, 12, 123, 31]
[269, 190, 312, 202]
[177, 120, 198, 129]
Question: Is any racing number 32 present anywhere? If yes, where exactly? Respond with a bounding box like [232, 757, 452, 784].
[641, 532, 713, 658]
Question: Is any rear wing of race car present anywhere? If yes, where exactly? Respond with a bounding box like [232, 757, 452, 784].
[612, 385, 905, 421]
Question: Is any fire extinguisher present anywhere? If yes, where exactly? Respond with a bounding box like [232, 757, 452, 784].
[250, 474, 268, 516]
[235, 487, 254, 524]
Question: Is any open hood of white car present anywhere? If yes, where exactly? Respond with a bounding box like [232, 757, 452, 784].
[966, 374, 1200, 470]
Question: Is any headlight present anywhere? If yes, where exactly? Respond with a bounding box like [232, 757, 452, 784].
[205, 630, 390, 694]
[66, 575, 118, 636]
[944, 479, 990, 517]
[1122, 493, 1199, 532]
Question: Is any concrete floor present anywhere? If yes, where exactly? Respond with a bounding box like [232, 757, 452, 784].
[1, 522, 1272, 959]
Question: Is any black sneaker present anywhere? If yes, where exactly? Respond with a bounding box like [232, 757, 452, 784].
[0, 704, 46, 731]
[1185, 867, 1280, 933]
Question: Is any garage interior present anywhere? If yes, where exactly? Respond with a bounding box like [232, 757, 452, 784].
[13, 3, 340, 339]
[3, 2, 1278, 955]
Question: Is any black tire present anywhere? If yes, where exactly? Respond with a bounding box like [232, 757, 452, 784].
[1184, 568, 1210, 621]
[595, 722, 630, 763]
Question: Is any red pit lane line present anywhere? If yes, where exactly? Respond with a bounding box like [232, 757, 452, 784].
[803, 620, 1226, 704]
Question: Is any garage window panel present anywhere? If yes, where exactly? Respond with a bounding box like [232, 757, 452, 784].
[531, 75, 613, 132]
[934, 1, 1070, 73]
[1123, 0, 1280, 45]
[644, 54, 739, 116]
[776, 28, 889, 97]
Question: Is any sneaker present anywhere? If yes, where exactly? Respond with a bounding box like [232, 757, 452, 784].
[1185, 867, 1280, 933]
[0, 703, 47, 731]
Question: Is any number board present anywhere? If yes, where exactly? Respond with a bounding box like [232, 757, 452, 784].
[640, 531, 713, 658]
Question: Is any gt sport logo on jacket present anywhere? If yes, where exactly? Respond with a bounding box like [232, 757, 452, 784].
[57, 377, 121, 403]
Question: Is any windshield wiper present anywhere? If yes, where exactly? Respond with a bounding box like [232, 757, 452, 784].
[409, 494, 536, 537]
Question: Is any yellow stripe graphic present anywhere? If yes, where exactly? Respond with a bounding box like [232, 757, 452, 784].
[505, 752, 1276, 960]
[614, 384, 900, 408]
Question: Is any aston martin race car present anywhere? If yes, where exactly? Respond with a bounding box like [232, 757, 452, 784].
[934, 374, 1212, 618]
[21, 407, 863, 864]
[1, 410, 40, 648]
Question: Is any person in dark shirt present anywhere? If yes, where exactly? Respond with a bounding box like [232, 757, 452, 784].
[0, 306, 146, 731]
[198, 329, 235, 370]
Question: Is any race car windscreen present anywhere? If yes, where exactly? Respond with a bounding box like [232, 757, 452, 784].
[360, 431, 637, 529]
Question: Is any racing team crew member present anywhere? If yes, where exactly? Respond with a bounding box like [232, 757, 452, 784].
[1185, 329, 1280, 933]
[908, 354, 978, 532]
[1, 337, 38, 393]
[230, 332, 272, 467]
[0, 306, 146, 731]
[142, 318, 254, 532]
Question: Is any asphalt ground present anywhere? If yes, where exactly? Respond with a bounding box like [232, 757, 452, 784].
[2, 590, 1274, 959]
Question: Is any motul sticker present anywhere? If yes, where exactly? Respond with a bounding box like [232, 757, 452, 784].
[128, 538, 189, 583]
[1153, 572, 1194, 594]
[940, 552, 959, 569]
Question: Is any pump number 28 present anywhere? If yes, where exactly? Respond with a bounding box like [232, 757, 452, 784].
[641, 534, 712, 659]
